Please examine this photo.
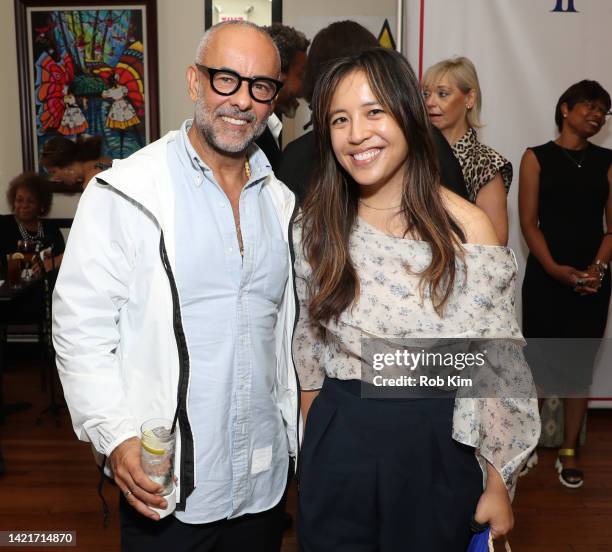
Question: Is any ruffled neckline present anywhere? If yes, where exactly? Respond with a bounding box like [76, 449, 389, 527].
[354, 216, 512, 254]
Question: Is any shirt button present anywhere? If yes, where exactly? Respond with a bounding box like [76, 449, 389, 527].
[228, 247, 233, 253]
[218, 202, 224, 208]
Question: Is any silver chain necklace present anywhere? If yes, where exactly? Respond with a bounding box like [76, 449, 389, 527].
[15, 216, 44, 241]
[558, 144, 588, 169]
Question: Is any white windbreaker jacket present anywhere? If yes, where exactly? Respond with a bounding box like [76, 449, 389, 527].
[52, 132, 300, 509]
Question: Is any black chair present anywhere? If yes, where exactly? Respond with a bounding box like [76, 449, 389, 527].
[36, 218, 72, 426]
[35, 270, 66, 426]
[0, 279, 45, 424]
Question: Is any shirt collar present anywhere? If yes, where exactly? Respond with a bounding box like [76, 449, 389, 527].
[177, 119, 207, 173]
[178, 119, 274, 190]
[267, 113, 283, 146]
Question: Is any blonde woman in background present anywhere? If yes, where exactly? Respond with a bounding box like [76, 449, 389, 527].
[422, 57, 512, 244]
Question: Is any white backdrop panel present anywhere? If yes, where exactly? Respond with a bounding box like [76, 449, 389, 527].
[403, 0, 612, 401]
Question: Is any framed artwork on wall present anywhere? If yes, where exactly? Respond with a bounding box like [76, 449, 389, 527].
[14, 0, 160, 171]
[204, 0, 282, 30]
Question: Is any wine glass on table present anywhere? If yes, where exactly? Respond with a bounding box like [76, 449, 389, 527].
[17, 239, 39, 281]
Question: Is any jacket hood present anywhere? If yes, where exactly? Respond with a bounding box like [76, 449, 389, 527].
[94, 132, 178, 231]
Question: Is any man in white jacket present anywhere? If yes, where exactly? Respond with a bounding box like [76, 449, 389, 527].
[53, 21, 299, 552]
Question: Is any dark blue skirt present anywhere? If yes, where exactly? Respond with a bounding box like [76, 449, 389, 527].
[298, 377, 482, 552]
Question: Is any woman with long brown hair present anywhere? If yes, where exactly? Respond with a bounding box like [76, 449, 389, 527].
[293, 48, 539, 551]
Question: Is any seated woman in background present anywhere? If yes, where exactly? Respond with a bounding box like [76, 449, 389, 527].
[40, 135, 112, 192]
[294, 47, 539, 551]
[422, 57, 512, 244]
[519, 80, 611, 488]
[0, 172, 65, 277]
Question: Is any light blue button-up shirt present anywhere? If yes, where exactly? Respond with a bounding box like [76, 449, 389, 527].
[170, 120, 289, 523]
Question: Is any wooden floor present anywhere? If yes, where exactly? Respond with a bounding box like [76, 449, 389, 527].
[1, 346, 611, 552]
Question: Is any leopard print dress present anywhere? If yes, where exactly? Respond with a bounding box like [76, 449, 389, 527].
[451, 128, 513, 203]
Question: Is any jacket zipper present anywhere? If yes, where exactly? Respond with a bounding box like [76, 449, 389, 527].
[287, 200, 302, 489]
[159, 232, 195, 510]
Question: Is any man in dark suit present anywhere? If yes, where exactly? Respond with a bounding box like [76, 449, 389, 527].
[256, 23, 309, 172]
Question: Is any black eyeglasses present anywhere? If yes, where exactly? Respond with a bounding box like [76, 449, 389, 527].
[195, 64, 283, 103]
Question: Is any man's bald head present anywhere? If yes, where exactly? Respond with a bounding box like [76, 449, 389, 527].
[187, 20, 281, 156]
[196, 21, 280, 74]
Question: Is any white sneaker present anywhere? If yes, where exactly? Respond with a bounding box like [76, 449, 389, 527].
[519, 450, 538, 477]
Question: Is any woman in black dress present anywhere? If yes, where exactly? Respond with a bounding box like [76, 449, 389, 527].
[519, 80, 611, 488]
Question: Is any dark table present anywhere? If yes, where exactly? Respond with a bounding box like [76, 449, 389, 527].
[0, 278, 45, 423]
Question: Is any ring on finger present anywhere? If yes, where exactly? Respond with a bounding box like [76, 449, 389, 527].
[124, 489, 133, 498]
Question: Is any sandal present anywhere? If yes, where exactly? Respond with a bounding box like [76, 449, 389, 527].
[555, 448, 584, 489]
[519, 449, 538, 477]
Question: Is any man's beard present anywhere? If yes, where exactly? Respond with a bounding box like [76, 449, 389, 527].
[194, 96, 268, 154]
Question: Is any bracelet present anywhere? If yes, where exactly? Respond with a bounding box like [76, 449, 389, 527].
[593, 259, 609, 272]
[588, 260, 608, 283]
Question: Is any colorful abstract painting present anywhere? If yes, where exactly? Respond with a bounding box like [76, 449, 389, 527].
[15, 1, 159, 170]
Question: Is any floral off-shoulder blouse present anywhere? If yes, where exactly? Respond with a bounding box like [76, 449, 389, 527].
[292, 217, 540, 498]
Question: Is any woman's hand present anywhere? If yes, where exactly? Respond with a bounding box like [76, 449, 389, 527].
[42, 256, 56, 272]
[31, 256, 44, 277]
[575, 265, 601, 295]
[547, 263, 597, 291]
[583, 262, 606, 293]
[474, 464, 514, 539]
[31, 249, 62, 274]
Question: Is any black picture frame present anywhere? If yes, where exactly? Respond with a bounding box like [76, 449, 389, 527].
[204, 0, 282, 30]
[14, 0, 160, 171]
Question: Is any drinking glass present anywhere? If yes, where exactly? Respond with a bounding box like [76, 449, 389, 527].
[140, 418, 176, 496]
[6, 254, 23, 288]
[17, 240, 37, 281]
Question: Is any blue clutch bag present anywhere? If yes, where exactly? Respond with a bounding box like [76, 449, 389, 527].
[467, 517, 512, 552]
[466, 527, 491, 552]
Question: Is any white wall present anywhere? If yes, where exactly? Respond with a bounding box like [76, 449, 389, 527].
[157, 0, 203, 137]
[1, 0, 23, 213]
